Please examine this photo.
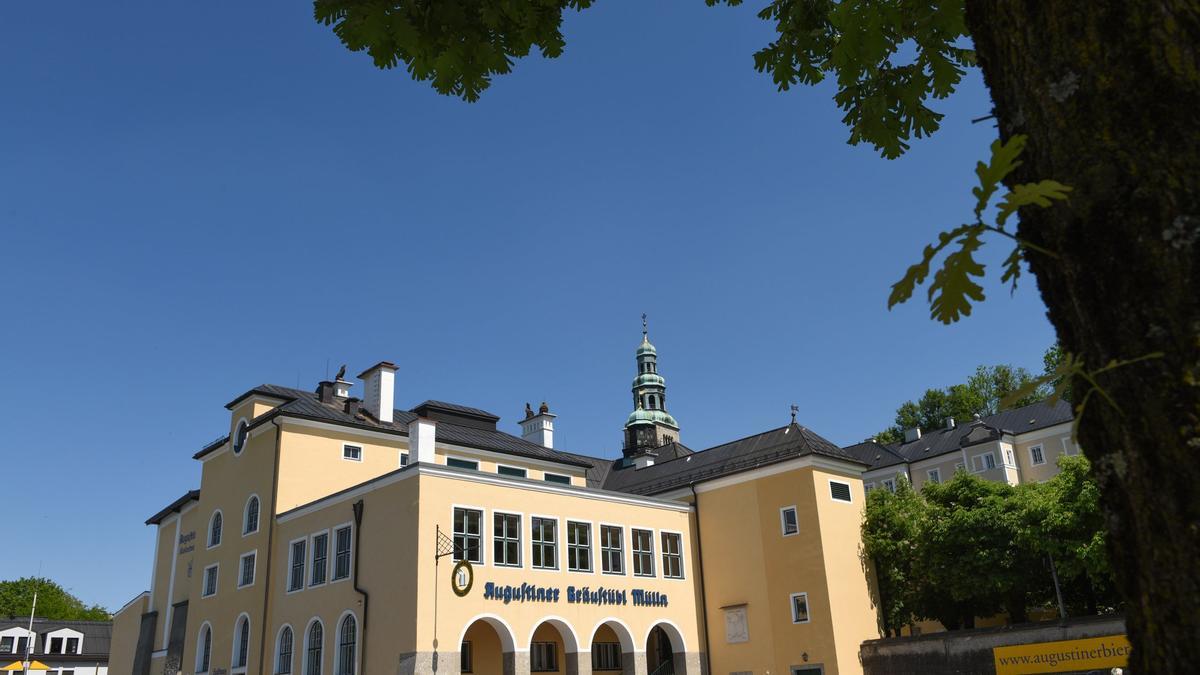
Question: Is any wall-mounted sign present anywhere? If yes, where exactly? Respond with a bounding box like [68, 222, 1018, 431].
[451, 560, 474, 597]
[993, 634, 1130, 675]
[480, 582, 667, 607]
[177, 531, 196, 555]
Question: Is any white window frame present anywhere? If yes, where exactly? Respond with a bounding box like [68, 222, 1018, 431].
[790, 592, 811, 624]
[1004, 446, 1016, 467]
[446, 456, 480, 471]
[566, 520, 594, 573]
[201, 563, 219, 598]
[303, 617, 324, 675]
[926, 468, 941, 484]
[243, 494, 261, 536]
[530, 514, 559, 571]
[779, 506, 799, 536]
[342, 444, 363, 462]
[287, 536, 308, 594]
[232, 418, 249, 456]
[1029, 443, 1046, 466]
[497, 464, 528, 478]
[452, 506, 485, 566]
[231, 612, 251, 673]
[309, 529, 331, 588]
[829, 480, 853, 503]
[599, 523, 626, 576]
[196, 622, 214, 674]
[492, 510, 523, 568]
[543, 472, 572, 485]
[863, 482, 876, 492]
[972, 452, 997, 472]
[275, 624, 295, 675]
[660, 529, 685, 579]
[881, 478, 896, 493]
[335, 610, 360, 675]
[207, 510, 224, 550]
[332, 520, 355, 582]
[238, 550, 258, 589]
[631, 527, 655, 577]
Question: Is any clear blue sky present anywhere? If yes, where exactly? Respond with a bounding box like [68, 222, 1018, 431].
[0, 2, 1054, 611]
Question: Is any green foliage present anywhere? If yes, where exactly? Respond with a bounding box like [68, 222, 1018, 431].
[0, 578, 109, 621]
[862, 466, 1117, 631]
[313, 0, 594, 102]
[889, 135, 1071, 324]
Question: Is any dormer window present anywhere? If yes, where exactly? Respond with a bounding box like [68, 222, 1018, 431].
[233, 420, 249, 455]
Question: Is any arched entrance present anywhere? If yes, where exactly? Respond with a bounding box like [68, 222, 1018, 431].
[459, 615, 517, 675]
[645, 622, 687, 675]
[588, 618, 636, 675]
[527, 617, 581, 675]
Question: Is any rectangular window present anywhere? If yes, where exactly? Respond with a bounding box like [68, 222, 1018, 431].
[830, 481, 852, 502]
[882, 478, 896, 493]
[1005, 447, 1016, 465]
[50, 637, 62, 654]
[543, 473, 571, 485]
[864, 482, 876, 492]
[203, 564, 219, 597]
[460, 641, 472, 673]
[453, 508, 484, 564]
[780, 506, 799, 536]
[600, 525, 624, 574]
[493, 512, 522, 567]
[447, 457, 479, 471]
[927, 468, 941, 484]
[342, 444, 362, 461]
[15, 637, 27, 656]
[65, 638, 78, 654]
[334, 525, 353, 580]
[790, 592, 810, 623]
[239, 552, 256, 588]
[1030, 444, 1046, 465]
[973, 452, 997, 472]
[289, 540, 306, 591]
[400, 453, 409, 466]
[531, 642, 557, 672]
[632, 528, 655, 577]
[592, 642, 622, 671]
[661, 532, 683, 579]
[0, 637, 11, 653]
[311, 532, 329, 586]
[532, 517, 558, 569]
[497, 465, 527, 478]
[567, 521, 592, 572]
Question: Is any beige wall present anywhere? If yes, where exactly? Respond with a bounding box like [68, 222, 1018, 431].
[276, 421, 408, 512]
[108, 593, 147, 675]
[1014, 424, 1075, 483]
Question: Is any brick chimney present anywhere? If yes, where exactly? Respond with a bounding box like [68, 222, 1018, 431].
[357, 361, 398, 423]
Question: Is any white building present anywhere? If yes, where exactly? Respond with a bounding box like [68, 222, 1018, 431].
[0, 618, 110, 675]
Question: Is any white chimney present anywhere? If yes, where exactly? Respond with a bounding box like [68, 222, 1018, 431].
[903, 427, 922, 443]
[520, 402, 556, 449]
[634, 454, 656, 469]
[408, 417, 436, 464]
[334, 379, 352, 398]
[945, 417, 956, 429]
[358, 361, 398, 423]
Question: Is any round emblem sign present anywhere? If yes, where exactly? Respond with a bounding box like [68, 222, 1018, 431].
[451, 559, 474, 597]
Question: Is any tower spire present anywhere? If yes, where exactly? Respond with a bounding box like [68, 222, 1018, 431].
[623, 316, 679, 457]
[642, 312, 648, 340]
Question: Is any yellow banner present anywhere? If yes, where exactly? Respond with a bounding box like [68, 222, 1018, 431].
[993, 634, 1130, 674]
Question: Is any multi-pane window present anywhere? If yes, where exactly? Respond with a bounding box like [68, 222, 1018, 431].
[307, 623, 323, 675]
[830, 481, 853, 502]
[497, 465, 527, 478]
[311, 532, 329, 586]
[234, 616, 250, 670]
[49, 637, 63, 653]
[202, 565, 218, 597]
[338, 615, 357, 675]
[600, 525, 624, 574]
[334, 526, 353, 580]
[209, 511, 223, 548]
[567, 521, 592, 572]
[780, 507, 799, 536]
[661, 532, 683, 578]
[447, 457, 479, 470]
[239, 552, 256, 587]
[543, 473, 571, 485]
[790, 592, 810, 623]
[973, 452, 997, 472]
[65, 637, 79, 654]
[276, 626, 294, 674]
[531, 517, 558, 569]
[592, 643, 622, 671]
[400, 453, 410, 466]
[882, 478, 896, 493]
[460, 641, 473, 673]
[244, 496, 260, 535]
[632, 528, 654, 577]
[343, 444, 362, 461]
[493, 513, 521, 567]
[453, 508, 483, 564]
[289, 540, 307, 592]
[1030, 444, 1046, 465]
[531, 642, 557, 672]
[197, 626, 212, 673]
[927, 468, 941, 484]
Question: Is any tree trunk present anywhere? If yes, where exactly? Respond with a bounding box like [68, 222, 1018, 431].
[963, 1, 1200, 671]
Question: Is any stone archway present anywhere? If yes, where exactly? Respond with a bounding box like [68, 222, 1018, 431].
[459, 614, 518, 675]
[644, 621, 693, 675]
[587, 618, 637, 675]
[526, 616, 582, 675]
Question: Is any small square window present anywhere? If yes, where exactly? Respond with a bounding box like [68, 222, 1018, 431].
[780, 507, 799, 536]
[343, 445, 363, 461]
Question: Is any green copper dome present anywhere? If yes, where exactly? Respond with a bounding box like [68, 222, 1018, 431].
[626, 407, 679, 428]
[637, 337, 657, 356]
[633, 373, 665, 387]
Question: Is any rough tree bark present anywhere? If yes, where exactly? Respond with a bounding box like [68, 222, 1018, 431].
[963, 1, 1200, 671]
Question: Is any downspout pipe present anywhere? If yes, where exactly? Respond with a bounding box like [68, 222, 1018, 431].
[353, 499, 370, 670]
[689, 482, 713, 675]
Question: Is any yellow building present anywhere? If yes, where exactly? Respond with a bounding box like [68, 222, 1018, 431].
[112, 330, 881, 675]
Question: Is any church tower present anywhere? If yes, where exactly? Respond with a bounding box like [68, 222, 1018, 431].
[623, 315, 681, 459]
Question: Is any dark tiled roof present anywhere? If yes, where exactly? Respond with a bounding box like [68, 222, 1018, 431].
[841, 441, 908, 470]
[0, 618, 112, 657]
[601, 423, 867, 496]
[145, 489, 201, 525]
[891, 399, 1073, 464]
[197, 384, 591, 468]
